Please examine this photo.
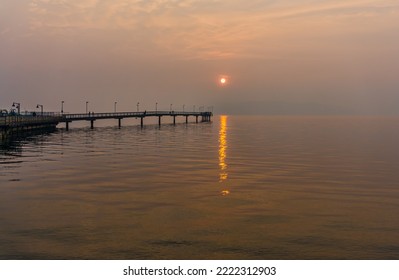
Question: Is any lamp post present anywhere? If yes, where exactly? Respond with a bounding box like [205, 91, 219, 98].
[36, 104, 43, 116]
[114, 102, 117, 113]
[183, 104, 185, 112]
[155, 102, 158, 113]
[12, 102, 20, 115]
[193, 105, 195, 112]
[137, 102, 139, 112]
[170, 104, 173, 112]
[86, 101, 89, 114]
[61, 101, 64, 114]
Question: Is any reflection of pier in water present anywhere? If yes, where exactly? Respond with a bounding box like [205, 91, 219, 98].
[219, 115, 229, 196]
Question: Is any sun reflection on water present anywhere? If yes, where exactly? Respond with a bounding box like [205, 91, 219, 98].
[219, 115, 229, 195]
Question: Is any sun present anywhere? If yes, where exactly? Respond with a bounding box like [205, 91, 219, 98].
[218, 75, 229, 86]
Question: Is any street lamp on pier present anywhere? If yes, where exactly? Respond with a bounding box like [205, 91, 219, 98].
[114, 102, 117, 113]
[61, 101, 64, 115]
[137, 102, 140, 112]
[193, 105, 195, 112]
[155, 102, 158, 113]
[183, 104, 185, 112]
[170, 104, 173, 112]
[86, 101, 89, 114]
[12, 102, 21, 115]
[36, 104, 43, 115]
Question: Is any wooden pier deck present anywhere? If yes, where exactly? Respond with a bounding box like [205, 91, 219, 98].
[1, 111, 212, 140]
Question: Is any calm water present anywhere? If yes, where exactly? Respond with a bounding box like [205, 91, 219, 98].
[1, 115, 399, 259]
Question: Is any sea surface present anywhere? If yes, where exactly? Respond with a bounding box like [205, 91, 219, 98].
[1, 115, 399, 259]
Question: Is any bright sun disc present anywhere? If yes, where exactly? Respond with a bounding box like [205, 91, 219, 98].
[220, 78, 226, 84]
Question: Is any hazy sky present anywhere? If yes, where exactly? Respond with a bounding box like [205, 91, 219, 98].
[1, 0, 399, 114]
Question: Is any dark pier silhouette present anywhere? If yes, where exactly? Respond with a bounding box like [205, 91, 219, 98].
[63, 110, 212, 130]
[1, 111, 213, 141]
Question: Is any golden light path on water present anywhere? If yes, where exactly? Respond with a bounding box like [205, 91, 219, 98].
[218, 115, 229, 196]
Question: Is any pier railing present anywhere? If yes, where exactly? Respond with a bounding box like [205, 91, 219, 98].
[62, 111, 210, 121]
[0, 115, 62, 128]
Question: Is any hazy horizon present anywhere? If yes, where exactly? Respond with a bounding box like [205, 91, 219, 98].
[1, 0, 399, 115]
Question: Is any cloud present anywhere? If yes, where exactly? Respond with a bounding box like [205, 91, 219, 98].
[24, 0, 399, 60]
[262, 0, 399, 19]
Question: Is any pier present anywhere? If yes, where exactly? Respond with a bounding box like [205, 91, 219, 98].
[1, 115, 62, 142]
[62, 111, 212, 130]
[1, 111, 213, 141]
